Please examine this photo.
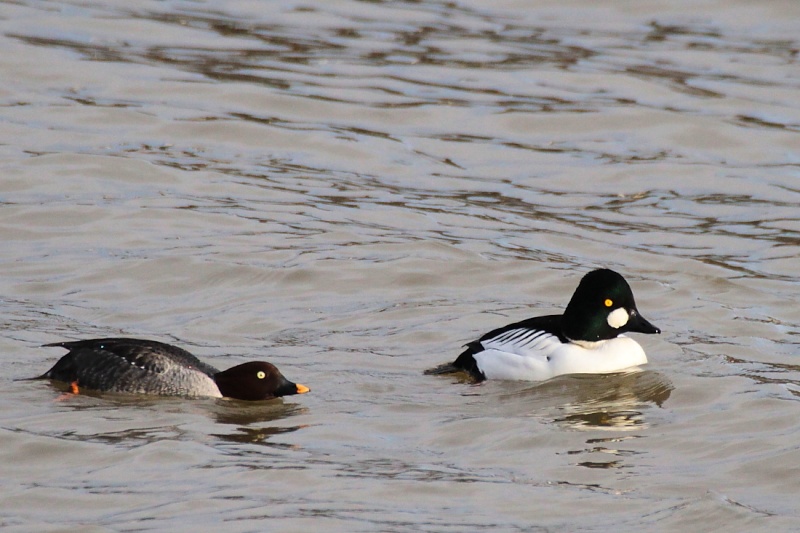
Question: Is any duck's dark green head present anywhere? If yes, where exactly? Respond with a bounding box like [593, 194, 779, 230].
[561, 269, 660, 342]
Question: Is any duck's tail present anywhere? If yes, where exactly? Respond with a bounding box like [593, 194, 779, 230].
[423, 362, 461, 375]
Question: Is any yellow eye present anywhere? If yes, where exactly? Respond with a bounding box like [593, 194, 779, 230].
[257, 371, 266, 379]
[604, 298, 613, 307]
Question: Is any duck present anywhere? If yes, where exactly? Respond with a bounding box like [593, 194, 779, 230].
[433, 268, 660, 382]
[37, 337, 309, 400]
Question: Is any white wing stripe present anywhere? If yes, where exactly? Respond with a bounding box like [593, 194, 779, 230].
[493, 329, 545, 344]
[480, 328, 559, 356]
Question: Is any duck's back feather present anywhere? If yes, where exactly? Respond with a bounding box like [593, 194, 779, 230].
[40, 338, 222, 397]
[452, 314, 565, 381]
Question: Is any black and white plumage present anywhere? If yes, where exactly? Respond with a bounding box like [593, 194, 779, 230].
[38, 338, 309, 401]
[439, 269, 661, 382]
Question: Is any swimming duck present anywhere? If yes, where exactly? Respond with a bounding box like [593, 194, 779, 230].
[38, 337, 309, 400]
[435, 269, 660, 382]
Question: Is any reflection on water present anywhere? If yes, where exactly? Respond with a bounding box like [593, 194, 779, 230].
[553, 372, 673, 430]
[569, 434, 645, 470]
[208, 400, 307, 426]
[724, 355, 800, 399]
[494, 371, 673, 430]
[23, 385, 309, 448]
[212, 425, 304, 447]
[209, 400, 308, 446]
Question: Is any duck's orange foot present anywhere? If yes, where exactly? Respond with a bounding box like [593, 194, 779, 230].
[54, 381, 80, 402]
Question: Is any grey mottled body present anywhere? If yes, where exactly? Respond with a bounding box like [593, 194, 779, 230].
[41, 338, 223, 397]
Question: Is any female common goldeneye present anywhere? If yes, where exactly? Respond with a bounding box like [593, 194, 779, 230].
[38, 337, 309, 400]
[437, 269, 660, 382]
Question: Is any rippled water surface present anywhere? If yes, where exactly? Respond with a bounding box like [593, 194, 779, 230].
[2, 0, 800, 531]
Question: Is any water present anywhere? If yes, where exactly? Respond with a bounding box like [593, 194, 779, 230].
[1, 0, 799, 530]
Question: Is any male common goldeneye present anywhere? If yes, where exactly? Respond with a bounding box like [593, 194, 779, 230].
[37, 337, 309, 400]
[434, 268, 660, 382]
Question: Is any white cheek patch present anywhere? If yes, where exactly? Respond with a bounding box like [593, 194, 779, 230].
[607, 307, 629, 329]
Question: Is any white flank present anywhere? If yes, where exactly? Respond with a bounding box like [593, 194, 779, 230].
[474, 334, 648, 381]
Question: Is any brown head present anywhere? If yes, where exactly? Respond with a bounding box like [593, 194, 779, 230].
[213, 361, 309, 401]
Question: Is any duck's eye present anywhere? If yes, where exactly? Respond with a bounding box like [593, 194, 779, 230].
[257, 371, 266, 379]
[604, 298, 613, 307]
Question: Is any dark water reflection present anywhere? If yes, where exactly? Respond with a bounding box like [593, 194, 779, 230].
[8, 2, 799, 280]
[27, 384, 308, 449]
[488, 371, 673, 429]
[11, 3, 797, 113]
